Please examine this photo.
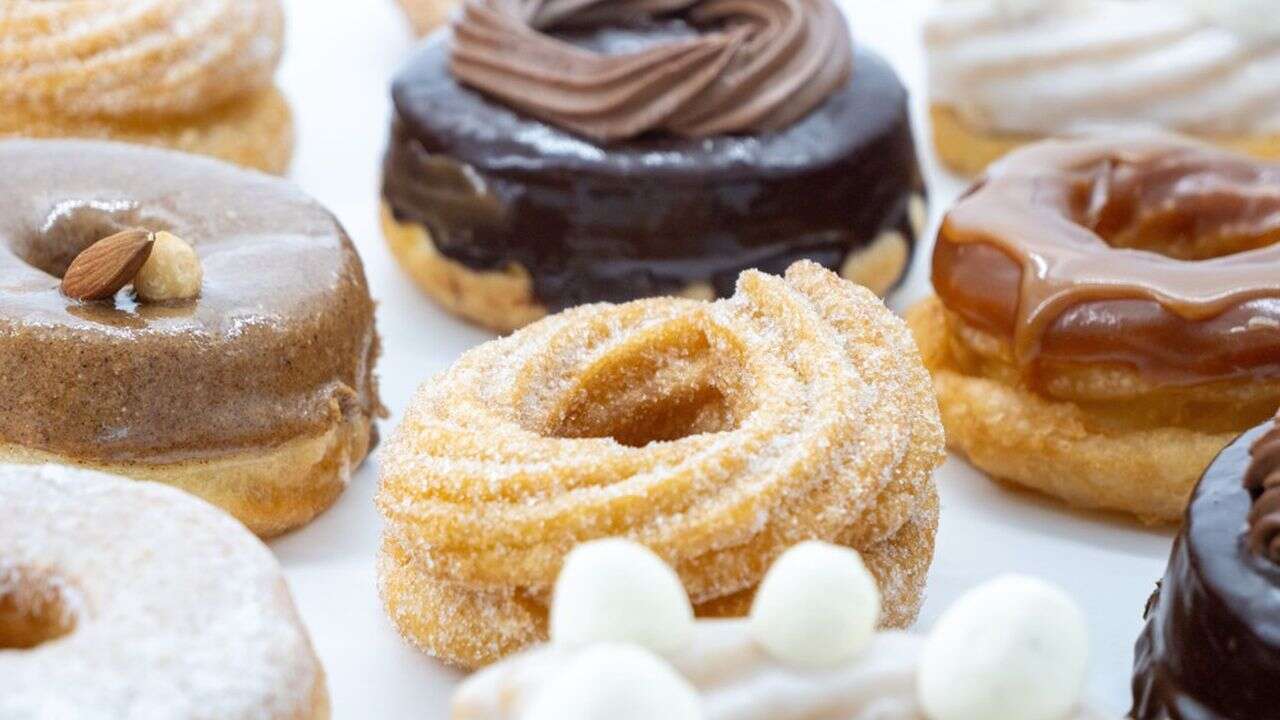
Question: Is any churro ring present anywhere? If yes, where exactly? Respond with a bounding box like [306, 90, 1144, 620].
[378, 260, 945, 668]
[0, 0, 293, 173]
[909, 135, 1280, 523]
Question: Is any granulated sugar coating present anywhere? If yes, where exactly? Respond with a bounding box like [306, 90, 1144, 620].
[0, 0, 293, 172]
[377, 261, 945, 669]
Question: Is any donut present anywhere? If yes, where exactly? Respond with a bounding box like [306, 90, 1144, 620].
[451, 542, 1108, 720]
[924, 0, 1280, 174]
[0, 0, 293, 174]
[0, 140, 383, 538]
[381, 0, 926, 333]
[907, 135, 1280, 523]
[0, 464, 328, 718]
[377, 260, 945, 668]
[1131, 410, 1280, 718]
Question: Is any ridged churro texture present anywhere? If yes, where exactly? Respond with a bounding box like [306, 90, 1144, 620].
[377, 261, 945, 668]
[0, 0, 293, 173]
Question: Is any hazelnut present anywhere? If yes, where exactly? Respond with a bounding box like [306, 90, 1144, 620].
[134, 231, 202, 302]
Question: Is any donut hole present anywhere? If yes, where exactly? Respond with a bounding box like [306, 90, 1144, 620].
[0, 566, 79, 650]
[547, 326, 747, 447]
[1071, 157, 1280, 261]
[13, 200, 171, 279]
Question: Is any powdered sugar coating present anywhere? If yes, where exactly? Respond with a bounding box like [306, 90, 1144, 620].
[0, 464, 327, 719]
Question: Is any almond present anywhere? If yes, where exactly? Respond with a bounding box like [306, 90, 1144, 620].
[60, 229, 155, 301]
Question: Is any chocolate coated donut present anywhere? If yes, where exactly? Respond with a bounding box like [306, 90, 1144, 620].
[382, 31, 923, 321]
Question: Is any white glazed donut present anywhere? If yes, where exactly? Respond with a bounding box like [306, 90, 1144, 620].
[0, 464, 329, 719]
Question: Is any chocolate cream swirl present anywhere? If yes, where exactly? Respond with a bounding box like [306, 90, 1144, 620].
[1248, 417, 1280, 561]
[448, 0, 854, 142]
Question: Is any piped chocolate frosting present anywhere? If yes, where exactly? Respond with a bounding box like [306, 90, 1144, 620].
[1132, 413, 1280, 719]
[1247, 418, 1280, 561]
[450, 0, 853, 142]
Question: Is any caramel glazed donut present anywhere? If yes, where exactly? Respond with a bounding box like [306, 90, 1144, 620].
[0, 464, 329, 718]
[378, 260, 945, 669]
[382, 0, 927, 333]
[0, 0, 293, 174]
[0, 140, 383, 538]
[908, 134, 1280, 524]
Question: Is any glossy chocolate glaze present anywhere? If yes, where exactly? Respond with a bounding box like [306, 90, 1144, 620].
[0, 140, 381, 462]
[383, 33, 923, 311]
[933, 136, 1280, 386]
[1132, 419, 1280, 719]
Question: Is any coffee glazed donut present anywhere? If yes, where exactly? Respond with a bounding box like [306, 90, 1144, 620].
[378, 260, 945, 668]
[1131, 410, 1280, 718]
[908, 134, 1280, 523]
[0, 140, 383, 537]
[0, 0, 293, 174]
[0, 464, 329, 718]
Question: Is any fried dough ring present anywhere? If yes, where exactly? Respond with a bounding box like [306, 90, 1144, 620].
[378, 261, 945, 668]
[908, 296, 1278, 523]
[0, 0, 292, 173]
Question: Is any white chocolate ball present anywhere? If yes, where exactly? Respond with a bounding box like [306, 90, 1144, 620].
[918, 575, 1088, 720]
[134, 231, 202, 302]
[523, 644, 702, 720]
[549, 539, 694, 655]
[748, 541, 881, 668]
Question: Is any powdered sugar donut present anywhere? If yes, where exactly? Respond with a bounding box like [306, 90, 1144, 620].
[0, 464, 329, 719]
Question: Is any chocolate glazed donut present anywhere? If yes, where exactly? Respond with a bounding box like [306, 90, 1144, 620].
[0, 140, 383, 537]
[381, 0, 925, 332]
[1132, 414, 1280, 719]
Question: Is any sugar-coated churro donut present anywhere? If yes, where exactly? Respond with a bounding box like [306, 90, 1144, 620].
[909, 135, 1280, 523]
[378, 260, 945, 668]
[0, 140, 383, 538]
[0, 464, 329, 718]
[0, 0, 293, 174]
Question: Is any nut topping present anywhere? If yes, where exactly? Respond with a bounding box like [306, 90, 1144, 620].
[60, 229, 154, 301]
[134, 231, 202, 302]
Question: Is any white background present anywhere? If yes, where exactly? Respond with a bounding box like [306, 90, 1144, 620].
[270, 1, 1174, 716]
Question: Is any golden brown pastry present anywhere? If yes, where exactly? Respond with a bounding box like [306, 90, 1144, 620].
[378, 260, 944, 668]
[0, 0, 293, 174]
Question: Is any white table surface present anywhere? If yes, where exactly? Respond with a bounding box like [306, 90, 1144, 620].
[270, 1, 1175, 716]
